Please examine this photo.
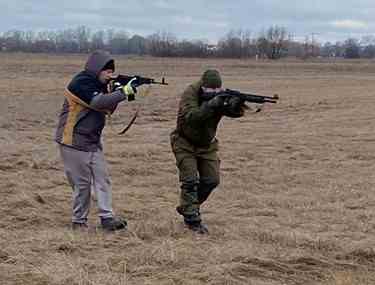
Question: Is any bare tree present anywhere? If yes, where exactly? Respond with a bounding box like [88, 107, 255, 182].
[128, 35, 147, 55]
[75, 26, 91, 53]
[218, 30, 242, 58]
[109, 30, 128, 54]
[241, 30, 256, 58]
[55, 29, 79, 53]
[320, 42, 335, 57]
[344, 38, 360, 59]
[3, 25, 375, 60]
[360, 36, 375, 58]
[91, 30, 106, 51]
[3, 30, 25, 51]
[176, 40, 208, 57]
[266, 26, 288, 59]
[147, 31, 177, 57]
[256, 32, 268, 59]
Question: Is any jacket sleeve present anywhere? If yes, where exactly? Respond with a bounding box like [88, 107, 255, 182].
[89, 90, 126, 110]
[180, 86, 216, 125]
[68, 77, 126, 110]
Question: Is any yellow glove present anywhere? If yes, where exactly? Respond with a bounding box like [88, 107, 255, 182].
[122, 78, 137, 101]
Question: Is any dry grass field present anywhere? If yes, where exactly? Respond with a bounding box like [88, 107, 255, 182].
[1, 53, 375, 285]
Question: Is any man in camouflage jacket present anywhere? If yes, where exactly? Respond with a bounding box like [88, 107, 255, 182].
[170, 69, 245, 234]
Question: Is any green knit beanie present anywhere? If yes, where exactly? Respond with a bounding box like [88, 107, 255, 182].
[201, 69, 222, 88]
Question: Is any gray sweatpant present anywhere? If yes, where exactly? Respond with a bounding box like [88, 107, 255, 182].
[59, 145, 114, 224]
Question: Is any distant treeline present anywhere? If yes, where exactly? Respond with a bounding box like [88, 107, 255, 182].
[1, 25, 375, 59]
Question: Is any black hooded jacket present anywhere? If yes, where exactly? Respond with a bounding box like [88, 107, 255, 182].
[55, 51, 126, 151]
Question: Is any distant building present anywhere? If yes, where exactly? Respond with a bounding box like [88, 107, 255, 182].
[206, 44, 218, 52]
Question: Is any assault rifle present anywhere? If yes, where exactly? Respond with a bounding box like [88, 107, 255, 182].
[110, 75, 168, 135]
[204, 88, 279, 104]
[110, 74, 168, 88]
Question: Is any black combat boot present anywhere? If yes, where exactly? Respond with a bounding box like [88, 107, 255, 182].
[176, 206, 209, 234]
[185, 220, 209, 234]
[101, 217, 127, 231]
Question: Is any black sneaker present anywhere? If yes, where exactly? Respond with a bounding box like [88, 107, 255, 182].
[185, 221, 209, 234]
[72, 222, 88, 231]
[176, 206, 184, 216]
[101, 217, 127, 231]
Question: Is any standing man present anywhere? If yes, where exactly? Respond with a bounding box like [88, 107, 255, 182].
[170, 69, 246, 234]
[55, 50, 137, 231]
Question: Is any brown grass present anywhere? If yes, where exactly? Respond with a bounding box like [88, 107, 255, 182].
[1, 53, 375, 284]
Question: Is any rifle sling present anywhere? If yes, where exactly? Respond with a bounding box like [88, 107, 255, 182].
[64, 89, 111, 115]
[64, 89, 139, 135]
[118, 108, 139, 135]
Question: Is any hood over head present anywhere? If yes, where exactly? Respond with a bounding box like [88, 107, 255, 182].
[84, 50, 114, 77]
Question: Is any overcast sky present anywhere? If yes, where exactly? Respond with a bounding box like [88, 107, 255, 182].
[1, 0, 375, 43]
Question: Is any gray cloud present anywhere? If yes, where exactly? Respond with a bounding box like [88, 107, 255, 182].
[1, 0, 375, 42]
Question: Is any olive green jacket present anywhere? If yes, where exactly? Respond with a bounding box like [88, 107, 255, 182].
[173, 81, 222, 147]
